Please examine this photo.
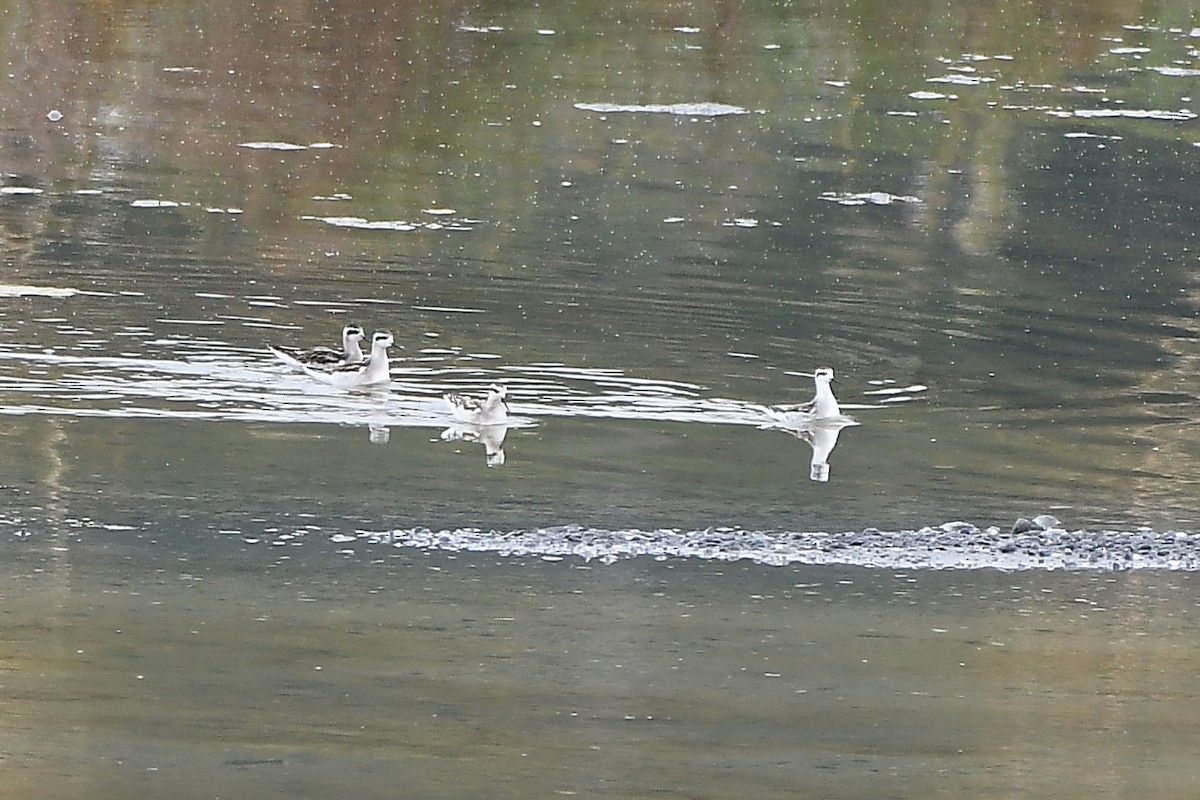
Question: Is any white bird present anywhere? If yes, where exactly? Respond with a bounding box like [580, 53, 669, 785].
[269, 323, 365, 370]
[762, 367, 855, 426]
[302, 330, 394, 388]
[443, 383, 509, 425]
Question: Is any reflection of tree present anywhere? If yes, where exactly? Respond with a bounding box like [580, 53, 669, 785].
[978, 569, 1197, 798]
[1127, 336, 1200, 527]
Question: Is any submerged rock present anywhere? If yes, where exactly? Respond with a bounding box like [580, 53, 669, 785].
[1012, 517, 1036, 535]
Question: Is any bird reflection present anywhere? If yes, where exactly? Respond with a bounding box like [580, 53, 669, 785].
[440, 422, 509, 467]
[367, 421, 390, 444]
[351, 384, 394, 444]
[763, 418, 858, 482]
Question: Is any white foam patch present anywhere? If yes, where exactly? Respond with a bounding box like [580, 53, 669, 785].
[303, 215, 478, 232]
[1067, 108, 1197, 120]
[927, 74, 996, 85]
[574, 101, 750, 116]
[411, 305, 487, 314]
[239, 141, 308, 150]
[820, 191, 920, 206]
[0, 284, 78, 298]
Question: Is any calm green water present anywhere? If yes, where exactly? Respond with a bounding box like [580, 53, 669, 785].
[3, 0, 1200, 796]
[5, 537, 1200, 799]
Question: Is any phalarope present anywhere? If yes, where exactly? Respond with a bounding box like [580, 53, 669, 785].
[303, 330, 394, 388]
[443, 383, 509, 425]
[763, 367, 855, 425]
[269, 323, 365, 370]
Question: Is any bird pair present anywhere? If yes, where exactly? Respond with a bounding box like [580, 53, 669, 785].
[270, 324, 509, 424]
[269, 323, 393, 389]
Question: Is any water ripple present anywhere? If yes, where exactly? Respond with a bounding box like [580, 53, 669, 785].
[0, 348, 899, 430]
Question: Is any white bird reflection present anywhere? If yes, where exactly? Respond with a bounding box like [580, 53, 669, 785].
[760, 417, 859, 482]
[368, 420, 390, 444]
[440, 422, 509, 467]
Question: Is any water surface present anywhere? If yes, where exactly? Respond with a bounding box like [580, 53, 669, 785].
[6, 536, 1200, 800]
[3, 1, 1200, 797]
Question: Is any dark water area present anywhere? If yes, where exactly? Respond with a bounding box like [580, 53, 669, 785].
[4, 0, 1200, 796]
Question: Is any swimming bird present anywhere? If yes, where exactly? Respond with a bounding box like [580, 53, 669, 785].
[269, 323, 365, 370]
[443, 383, 509, 425]
[763, 367, 854, 425]
[302, 330, 394, 388]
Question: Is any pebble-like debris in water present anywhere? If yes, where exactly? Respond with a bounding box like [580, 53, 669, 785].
[346, 519, 1200, 572]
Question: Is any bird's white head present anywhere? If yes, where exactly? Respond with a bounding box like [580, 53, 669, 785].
[344, 323, 366, 342]
[371, 330, 394, 349]
[488, 383, 507, 399]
